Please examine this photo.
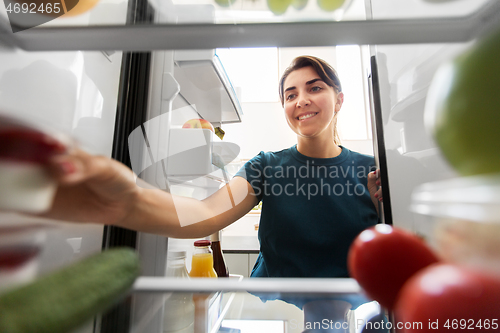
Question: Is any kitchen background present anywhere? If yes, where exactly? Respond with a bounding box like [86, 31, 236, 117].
[168, 43, 375, 276]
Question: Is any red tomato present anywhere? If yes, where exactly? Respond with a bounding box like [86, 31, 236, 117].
[395, 264, 500, 332]
[347, 224, 439, 310]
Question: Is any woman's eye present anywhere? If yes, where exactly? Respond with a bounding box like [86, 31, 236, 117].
[286, 94, 296, 101]
[311, 86, 322, 92]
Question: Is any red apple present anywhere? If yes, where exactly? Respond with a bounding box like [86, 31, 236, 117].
[181, 119, 214, 132]
[63, 0, 101, 16]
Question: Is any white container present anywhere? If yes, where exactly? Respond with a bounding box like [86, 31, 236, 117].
[0, 225, 47, 293]
[411, 174, 500, 275]
[167, 128, 213, 177]
[0, 161, 57, 213]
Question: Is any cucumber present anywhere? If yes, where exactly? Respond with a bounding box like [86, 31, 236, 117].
[0, 247, 140, 333]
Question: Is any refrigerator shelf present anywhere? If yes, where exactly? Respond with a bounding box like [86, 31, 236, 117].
[133, 276, 361, 295]
[1, 0, 500, 51]
[172, 50, 243, 125]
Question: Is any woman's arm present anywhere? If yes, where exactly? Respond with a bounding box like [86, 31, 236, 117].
[43, 148, 258, 238]
[126, 176, 258, 238]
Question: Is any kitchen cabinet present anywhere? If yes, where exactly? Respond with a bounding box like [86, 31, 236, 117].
[224, 253, 259, 278]
[222, 235, 259, 277]
[224, 254, 249, 277]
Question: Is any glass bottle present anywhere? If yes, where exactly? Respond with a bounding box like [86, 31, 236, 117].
[166, 250, 190, 278]
[210, 231, 229, 278]
[189, 240, 217, 278]
[163, 250, 195, 333]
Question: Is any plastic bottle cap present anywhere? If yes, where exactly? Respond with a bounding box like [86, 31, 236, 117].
[167, 250, 187, 259]
[210, 231, 221, 242]
[194, 240, 211, 247]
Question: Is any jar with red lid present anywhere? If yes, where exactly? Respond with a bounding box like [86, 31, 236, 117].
[188, 240, 217, 278]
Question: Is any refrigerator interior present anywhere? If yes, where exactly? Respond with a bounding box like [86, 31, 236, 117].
[1, 0, 500, 332]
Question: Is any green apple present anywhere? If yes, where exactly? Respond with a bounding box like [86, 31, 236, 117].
[317, 0, 345, 12]
[214, 0, 236, 7]
[425, 28, 500, 176]
[292, 0, 308, 10]
[267, 0, 292, 15]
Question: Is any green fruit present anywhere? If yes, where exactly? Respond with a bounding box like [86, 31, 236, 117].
[425, 28, 500, 176]
[0, 247, 140, 333]
[214, 0, 236, 7]
[267, 0, 292, 15]
[292, 0, 308, 10]
[317, 0, 345, 12]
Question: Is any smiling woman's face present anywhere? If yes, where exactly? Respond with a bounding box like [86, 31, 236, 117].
[283, 66, 343, 140]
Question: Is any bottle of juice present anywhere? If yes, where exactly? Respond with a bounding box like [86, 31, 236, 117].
[189, 240, 217, 278]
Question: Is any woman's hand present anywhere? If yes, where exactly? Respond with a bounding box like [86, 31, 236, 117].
[367, 169, 383, 214]
[41, 148, 141, 226]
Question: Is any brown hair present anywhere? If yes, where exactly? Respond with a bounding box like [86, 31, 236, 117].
[279, 55, 342, 145]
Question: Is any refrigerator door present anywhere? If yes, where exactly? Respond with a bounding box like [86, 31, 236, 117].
[0, 4, 128, 333]
[365, 0, 495, 238]
[0, 50, 126, 333]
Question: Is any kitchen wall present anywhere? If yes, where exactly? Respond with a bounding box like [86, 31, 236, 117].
[220, 46, 373, 159]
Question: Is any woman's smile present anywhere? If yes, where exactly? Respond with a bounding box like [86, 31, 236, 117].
[297, 112, 319, 121]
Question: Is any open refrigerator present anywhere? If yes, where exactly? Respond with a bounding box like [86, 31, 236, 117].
[1, 0, 500, 332]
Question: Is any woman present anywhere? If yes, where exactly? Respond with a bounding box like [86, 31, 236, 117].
[42, 55, 382, 278]
[235, 56, 381, 278]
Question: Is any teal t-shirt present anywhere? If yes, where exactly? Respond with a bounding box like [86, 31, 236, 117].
[235, 145, 379, 278]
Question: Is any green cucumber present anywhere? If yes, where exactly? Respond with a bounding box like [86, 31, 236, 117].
[0, 247, 140, 333]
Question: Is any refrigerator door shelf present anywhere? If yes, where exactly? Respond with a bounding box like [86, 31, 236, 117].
[173, 50, 243, 125]
[166, 130, 240, 185]
[0, 225, 47, 293]
[167, 128, 214, 178]
[5, 0, 500, 52]
[411, 174, 500, 274]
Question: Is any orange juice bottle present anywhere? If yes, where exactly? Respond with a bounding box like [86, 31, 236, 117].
[189, 240, 217, 278]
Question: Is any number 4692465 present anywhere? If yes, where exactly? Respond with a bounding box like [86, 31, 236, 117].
[444, 319, 498, 330]
[6, 2, 61, 14]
